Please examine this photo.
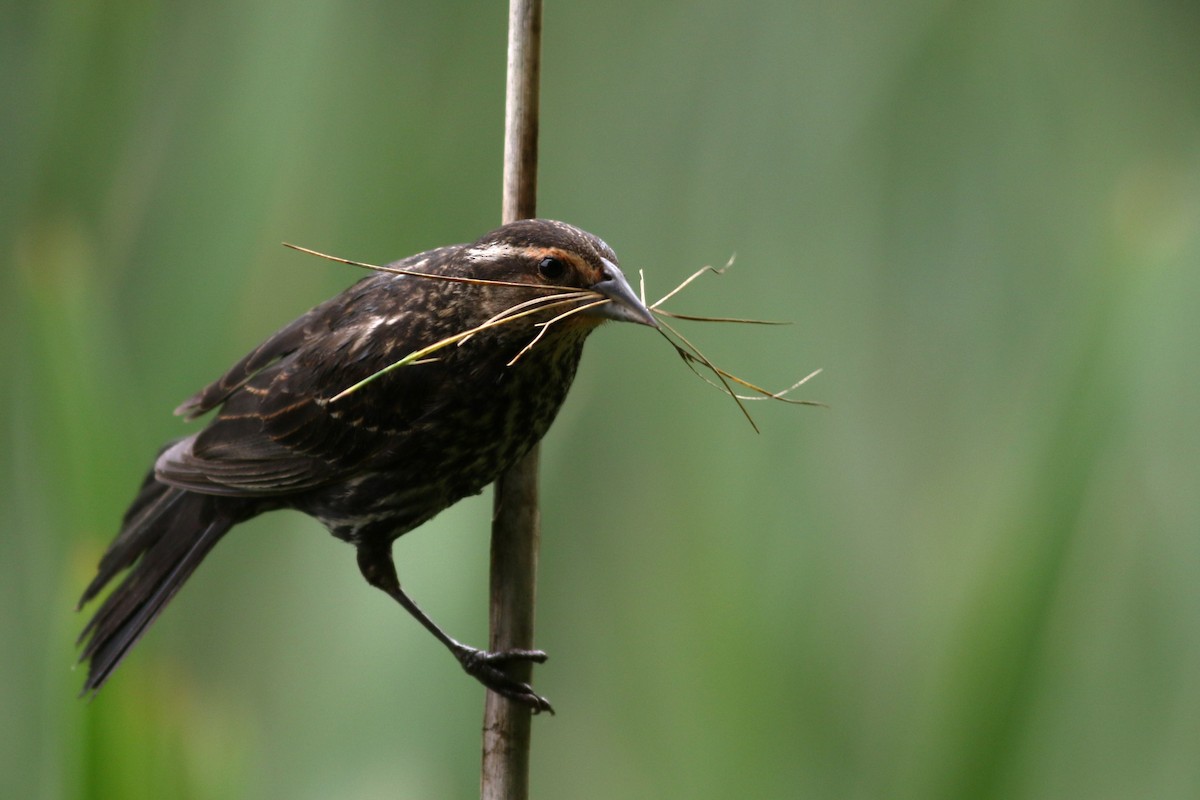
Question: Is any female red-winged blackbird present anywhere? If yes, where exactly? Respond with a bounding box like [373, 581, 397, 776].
[77, 219, 656, 712]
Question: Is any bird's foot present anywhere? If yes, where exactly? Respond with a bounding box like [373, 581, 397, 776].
[454, 645, 554, 714]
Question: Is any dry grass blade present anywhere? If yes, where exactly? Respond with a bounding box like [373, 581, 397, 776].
[483, 291, 598, 326]
[649, 255, 734, 310]
[653, 317, 759, 431]
[673, 358, 824, 405]
[652, 310, 789, 325]
[721, 369, 823, 403]
[283, 242, 581, 293]
[328, 294, 600, 403]
[644, 255, 823, 428]
[507, 298, 610, 366]
[331, 290, 609, 401]
[458, 291, 598, 347]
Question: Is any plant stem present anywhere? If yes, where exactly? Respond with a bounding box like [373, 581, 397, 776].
[482, 1, 543, 799]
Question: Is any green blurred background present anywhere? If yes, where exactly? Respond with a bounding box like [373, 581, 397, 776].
[4, 1, 1199, 797]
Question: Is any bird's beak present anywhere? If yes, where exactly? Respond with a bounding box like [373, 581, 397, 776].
[589, 258, 659, 328]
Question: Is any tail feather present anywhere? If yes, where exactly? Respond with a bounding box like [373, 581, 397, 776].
[77, 471, 185, 610]
[77, 468, 241, 694]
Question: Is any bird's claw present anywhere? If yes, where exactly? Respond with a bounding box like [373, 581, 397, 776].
[455, 646, 555, 714]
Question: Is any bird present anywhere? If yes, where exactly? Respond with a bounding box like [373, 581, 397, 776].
[76, 218, 657, 713]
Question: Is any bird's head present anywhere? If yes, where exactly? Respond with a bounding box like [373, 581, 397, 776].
[461, 219, 658, 330]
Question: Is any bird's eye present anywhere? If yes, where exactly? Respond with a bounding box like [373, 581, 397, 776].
[538, 256, 567, 281]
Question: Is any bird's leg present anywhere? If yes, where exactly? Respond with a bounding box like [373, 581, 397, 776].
[355, 545, 554, 714]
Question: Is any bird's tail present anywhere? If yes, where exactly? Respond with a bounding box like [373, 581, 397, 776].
[76, 462, 241, 694]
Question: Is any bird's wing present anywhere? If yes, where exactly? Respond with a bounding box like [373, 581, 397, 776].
[156, 273, 456, 496]
[173, 303, 323, 421]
